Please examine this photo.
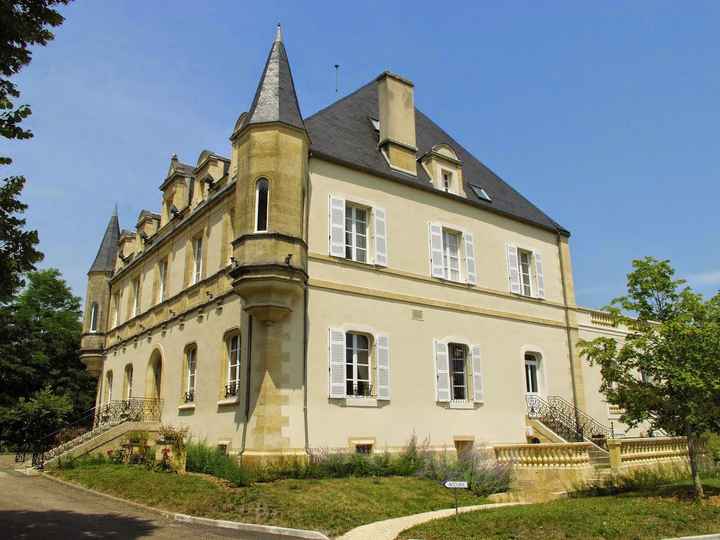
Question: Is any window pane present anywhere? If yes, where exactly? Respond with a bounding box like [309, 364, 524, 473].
[256, 179, 268, 231]
[356, 334, 369, 350]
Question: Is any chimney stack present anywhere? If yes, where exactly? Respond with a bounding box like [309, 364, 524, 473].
[377, 72, 417, 175]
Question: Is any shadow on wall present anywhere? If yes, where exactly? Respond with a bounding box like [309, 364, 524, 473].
[1, 510, 157, 539]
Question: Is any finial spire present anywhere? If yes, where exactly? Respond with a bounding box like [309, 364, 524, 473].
[112, 203, 118, 217]
[275, 23, 282, 43]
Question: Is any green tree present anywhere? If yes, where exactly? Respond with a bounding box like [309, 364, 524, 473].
[579, 257, 720, 499]
[1, 0, 72, 300]
[5, 386, 72, 453]
[0, 269, 95, 448]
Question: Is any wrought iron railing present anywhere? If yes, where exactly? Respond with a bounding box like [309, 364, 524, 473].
[347, 383, 374, 398]
[526, 394, 613, 451]
[184, 391, 195, 403]
[28, 398, 162, 469]
[225, 383, 239, 398]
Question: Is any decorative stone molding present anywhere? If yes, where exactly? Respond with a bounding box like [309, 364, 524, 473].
[494, 442, 592, 468]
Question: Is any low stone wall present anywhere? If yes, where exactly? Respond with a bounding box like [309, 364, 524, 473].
[609, 436, 688, 472]
[494, 442, 595, 496]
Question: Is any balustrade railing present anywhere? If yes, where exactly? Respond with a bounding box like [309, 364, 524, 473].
[495, 442, 592, 468]
[618, 437, 688, 465]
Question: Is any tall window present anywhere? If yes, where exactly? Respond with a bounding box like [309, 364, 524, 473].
[525, 353, 540, 394]
[449, 343, 467, 401]
[255, 178, 269, 232]
[105, 371, 113, 403]
[89, 302, 99, 333]
[226, 334, 241, 397]
[192, 237, 203, 285]
[443, 229, 462, 282]
[112, 293, 120, 327]
[346, 332, 371, 397]
[345, 204, 368, 263]
[132, 278, 140, 317]
[124, 364, 133, 399]
[185, 347, 196, 402]
[518, 250, 533, 297]
[158, 259, 167, 303]
[442, 170, 453, 192]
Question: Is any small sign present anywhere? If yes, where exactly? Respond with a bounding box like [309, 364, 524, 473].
[444, 480, 469, 489]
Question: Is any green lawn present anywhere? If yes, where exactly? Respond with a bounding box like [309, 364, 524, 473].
[52, 463, 485, 536]
[398, 480, 720, 540]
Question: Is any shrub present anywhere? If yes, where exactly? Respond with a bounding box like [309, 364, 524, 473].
[186, 440, 251, 486]
[158, 425, 188, 452]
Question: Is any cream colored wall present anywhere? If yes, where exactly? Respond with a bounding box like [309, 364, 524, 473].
[100, 295, 248, 452]
[305, 158, 579, 449]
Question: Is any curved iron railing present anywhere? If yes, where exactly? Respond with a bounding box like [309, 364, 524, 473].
[30, 398, 162, 469]
[526, 394, 612, 451]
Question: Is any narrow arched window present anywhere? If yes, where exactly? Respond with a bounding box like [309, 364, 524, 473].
[89, 302, 99, 333]
[255, 178, 269, 232]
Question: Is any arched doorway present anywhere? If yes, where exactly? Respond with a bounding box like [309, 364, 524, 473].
[146, 350, 162, 401]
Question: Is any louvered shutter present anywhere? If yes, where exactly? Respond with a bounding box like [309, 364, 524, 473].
[434, 340, 450, 402]
[506, 244, 521, 294]
[471, 345, 484, 402]
[376, 334, 390, 400]
[429, 223, 445, 278]
[373, 207, 388, 267]
[329, 328, 346, 398]
[329, 196, 346, 257]
[464, 232, 477, 285]
[533, 251, 545, 299]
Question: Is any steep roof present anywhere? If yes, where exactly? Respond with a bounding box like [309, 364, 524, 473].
[238, 25, 305, 132]
[89, 208, 120, 273]
[305, 80, 567, 235]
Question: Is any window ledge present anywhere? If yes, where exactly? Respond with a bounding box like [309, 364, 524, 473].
[178, 403, 195, 411]
[217, 397, 241, 406]
[344, 397, 378, 408]
[448, 400, 476, 410]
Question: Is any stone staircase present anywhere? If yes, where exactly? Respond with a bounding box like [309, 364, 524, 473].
[20, 398, 162, 469]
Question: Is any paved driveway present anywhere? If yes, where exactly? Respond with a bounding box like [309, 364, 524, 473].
[0, 469, 281, 539]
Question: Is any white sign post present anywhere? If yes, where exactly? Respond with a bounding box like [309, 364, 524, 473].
[444, 480, 469, 518]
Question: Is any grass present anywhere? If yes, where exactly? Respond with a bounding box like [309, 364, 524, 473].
[51, 463, 486, 536]
[398, 479, 720, 540]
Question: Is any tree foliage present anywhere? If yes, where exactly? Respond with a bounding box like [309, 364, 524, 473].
[579, 257, 720, 499]
[0, 269, 95, 449]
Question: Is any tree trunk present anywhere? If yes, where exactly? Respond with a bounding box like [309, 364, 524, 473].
[687, 431, 705, 500]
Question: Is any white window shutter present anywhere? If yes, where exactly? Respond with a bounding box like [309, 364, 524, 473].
[329, 328, 346, 398]
[374, 207, 388, 267]
[533, 251, 545, 299]
[329, 196, 346, 257]
[471, 345, 484, 403]
[434, 340, 450, 402]
[463, 232, 477, 285]
[376, 334, 390, 400]
[506, 244, 521, 294]
[429, 223, 445, 278]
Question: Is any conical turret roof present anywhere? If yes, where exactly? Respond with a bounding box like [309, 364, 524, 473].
[89, 207, 120, 273]
[239, 24, 305, 132]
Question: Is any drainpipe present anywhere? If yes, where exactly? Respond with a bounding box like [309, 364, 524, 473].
[303, 285, 310, 455]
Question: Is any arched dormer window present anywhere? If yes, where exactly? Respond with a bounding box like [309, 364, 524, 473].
[89, 302, 99, 333]
[255, 178, 269, 232]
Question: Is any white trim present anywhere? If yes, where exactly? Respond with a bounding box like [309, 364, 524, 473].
[521, 345, 548, 397]
[178, 403, 196, 411]
[216, 397, 241, 406]
[89, 302, 99, 333]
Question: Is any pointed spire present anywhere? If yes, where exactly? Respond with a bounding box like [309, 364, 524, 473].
[239, 25, 305, 133]
[89, 208, 120, 273]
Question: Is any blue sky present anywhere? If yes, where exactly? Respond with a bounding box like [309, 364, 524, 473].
[4, 1, 719, 308]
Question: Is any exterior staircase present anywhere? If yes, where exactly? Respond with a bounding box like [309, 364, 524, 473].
[526, 395, 614, 473]
[17, 398, 162, 469]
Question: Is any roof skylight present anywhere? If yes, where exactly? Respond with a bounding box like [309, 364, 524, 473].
[470, 185, 492, 202]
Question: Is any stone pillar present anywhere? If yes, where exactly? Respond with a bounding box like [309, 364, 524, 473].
[608, 439, 622, 472]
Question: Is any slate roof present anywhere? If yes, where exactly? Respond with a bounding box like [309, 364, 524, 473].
[89, 208, 120, 273]
[304, 80, 568, 235]
[237, 25, 305, 133]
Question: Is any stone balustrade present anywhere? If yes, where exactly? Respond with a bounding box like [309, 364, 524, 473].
[494, 442, 592, 468]
[612, 437, 688, 468]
